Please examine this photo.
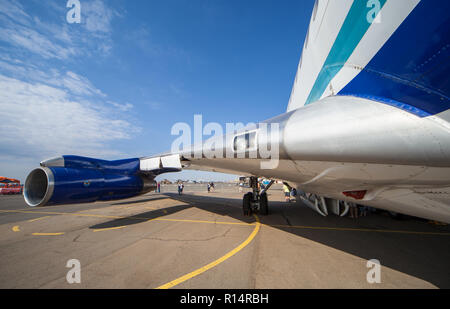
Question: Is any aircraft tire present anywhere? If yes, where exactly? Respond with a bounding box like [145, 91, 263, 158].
[260, 192, 269, 215]
[243, 192, 253, 216]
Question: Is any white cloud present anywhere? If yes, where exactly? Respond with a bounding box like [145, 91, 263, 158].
[32, 16, 73, 45]
[0, 60, 106, 98]
[0, 26, 78, 60]
[0, 74, 137, 161]
[0, 0, 77, 59]
[82, 0, 116, 34]
[0, 0, 118, 60]
[0, 0, 31, 26]
[61, 71, 106, 97]
[107, 101, 134, 112]
[0, 0, 138, 181]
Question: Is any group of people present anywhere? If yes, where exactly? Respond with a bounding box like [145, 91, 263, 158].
[161, 180, 373, 220]
[348, 203, 372, 219]
[157, 181, 217, 195]
[283, 183, 373, 219]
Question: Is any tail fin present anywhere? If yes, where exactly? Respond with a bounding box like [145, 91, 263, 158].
[286, 0, 448, 116]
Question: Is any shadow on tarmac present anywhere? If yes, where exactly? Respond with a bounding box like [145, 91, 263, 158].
[110, 196, 169, 206]
[85, 191, 450, 288]
[166, 192, 450, 288]
[89, 204, 192, 229]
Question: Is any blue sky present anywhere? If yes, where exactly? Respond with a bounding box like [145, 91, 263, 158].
[0, 0, 314, 182]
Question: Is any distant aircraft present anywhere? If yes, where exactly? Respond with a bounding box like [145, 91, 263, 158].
[0, 177, 20, 184]
[24, 0, 450, 223]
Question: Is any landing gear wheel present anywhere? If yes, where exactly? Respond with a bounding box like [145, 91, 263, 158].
[260, 192, 268, 215]
[243, 192, 253, 216]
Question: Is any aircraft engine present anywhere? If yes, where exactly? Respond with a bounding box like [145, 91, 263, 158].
[23, 156, 156, 207]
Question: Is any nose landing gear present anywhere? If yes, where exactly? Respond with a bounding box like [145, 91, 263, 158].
[242, 177, 273, 216]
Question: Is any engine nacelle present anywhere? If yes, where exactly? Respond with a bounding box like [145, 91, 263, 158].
[24, 156, 156, 207]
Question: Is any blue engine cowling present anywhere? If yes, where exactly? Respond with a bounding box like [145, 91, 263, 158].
[24, 156, 156, 207]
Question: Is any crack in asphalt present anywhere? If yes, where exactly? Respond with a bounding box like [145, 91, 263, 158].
[142, 227, 233, 242]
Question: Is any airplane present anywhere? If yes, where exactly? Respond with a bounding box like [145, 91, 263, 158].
[23, 0, 450, 223]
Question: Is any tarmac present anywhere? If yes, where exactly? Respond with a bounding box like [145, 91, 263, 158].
[0, 183, 449, 289]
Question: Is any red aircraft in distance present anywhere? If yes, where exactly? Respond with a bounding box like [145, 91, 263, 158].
[0, 177, 22, 195]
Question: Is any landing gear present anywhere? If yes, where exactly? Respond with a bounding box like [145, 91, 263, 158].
[242, 177, 272, 216]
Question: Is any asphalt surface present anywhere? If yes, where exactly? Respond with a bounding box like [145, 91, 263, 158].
[0, 183, 449, 289]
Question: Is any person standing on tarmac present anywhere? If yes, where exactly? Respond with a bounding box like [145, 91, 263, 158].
[349, 202, 359, 219]
[283, 184, 291, 203]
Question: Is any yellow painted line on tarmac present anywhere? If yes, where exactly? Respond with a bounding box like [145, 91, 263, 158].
[11, 223, 64, 236]
[93, 226, 127, 232]
[31, 232, 65, 236]
[1, 209, 448, 236]
[0, 209, 128, 220]
[28, 216, 50, 223]
[156, 218, 255, 227]
[156, 215, 261, 289]
[123, 204, 157, 210]
[269, 224, 450, 236]
[0, 209, 254, 228]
